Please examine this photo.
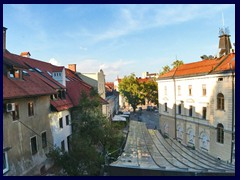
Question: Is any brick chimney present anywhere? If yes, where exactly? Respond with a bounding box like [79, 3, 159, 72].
[68, 64, 76, 73]
[3, 27, 7, 50]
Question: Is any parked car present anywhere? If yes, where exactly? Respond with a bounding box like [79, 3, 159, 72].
[147, 106, 153, 111]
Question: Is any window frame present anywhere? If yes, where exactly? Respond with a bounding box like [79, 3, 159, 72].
[61, 140, 65, 152]
[59, 117, 63, 128]
[66, 115, 70, 126]
[28, 102, 34, 117]
[3, 151, 9, 174]
[189, 105, 193, 117]
[217, 123, 224, 144]
[178, 104, 181, 115]
[188, 85, 192, 96]
[30, 136, 38, 155]
[164, 103, 167, 112]
[12, 103, 19, 121]
[202, 84, 207, 96]
[202, 107, 207, 119]
[41, 131, 47, 148]
[217, 93, 224, 110]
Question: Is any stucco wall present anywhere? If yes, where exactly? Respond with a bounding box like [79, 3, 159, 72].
[3, 96, 53, 176]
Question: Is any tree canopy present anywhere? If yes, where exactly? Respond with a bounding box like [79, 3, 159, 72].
[140, 79, 158, 105]
[118, 74, 144, 112]
[47, 89, 124, 176]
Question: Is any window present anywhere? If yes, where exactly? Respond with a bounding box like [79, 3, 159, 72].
[202, 107, 207, 119]
[218, 78, 223, 81]
[28, 102, 34, 116]
[164, 103, 167, 112]
[31, 136, 38, 155]
[178, 104, 181, 114]
[202, 84, 206, 96]
[59, 118, 63, 128]
[178, 85, 181, 96]
[3, 152, 9, 174]
[12, 104, 19, 121]
[67, 135, 71, 151]
[9, 69, 21, 79]
[217, 93, 224, 110]
[188, 85, 192, 96]
[66, 115, 70, 126]
[217, 123, 224, 144]
[42, 132, 47, 148]
[61, 140, 65, 152]
[164, 86, 167, 96]
[189, 105, 192, 117]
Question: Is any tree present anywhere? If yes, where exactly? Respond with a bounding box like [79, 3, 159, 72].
[171, 60, 184, 68]
[141, 79, 158, 105]
[47, 89, 124, 176]
[160, 65, 171, 75]
[118, 74, 144, 112]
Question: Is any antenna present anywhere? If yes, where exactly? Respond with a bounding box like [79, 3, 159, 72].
[222, 12, 225, 27]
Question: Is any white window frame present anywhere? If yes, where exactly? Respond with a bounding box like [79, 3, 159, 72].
[3, 151, 9, 174]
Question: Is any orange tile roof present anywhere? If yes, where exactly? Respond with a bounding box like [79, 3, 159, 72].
[159, 53, 235, 79]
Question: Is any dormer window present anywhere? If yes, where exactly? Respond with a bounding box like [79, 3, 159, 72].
[8, 69, 21, 79]
[57, 90, 66, 100]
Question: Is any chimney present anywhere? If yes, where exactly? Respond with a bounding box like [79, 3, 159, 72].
[20, 52, 31, 58]
[3, 27, 7, 50]
[218, 27, 232, 57]
[68, 64, 76, 73]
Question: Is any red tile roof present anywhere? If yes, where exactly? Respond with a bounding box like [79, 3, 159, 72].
[66, 69, 108, 106]
[159, 53, 235, 79]
[50, 97, 73, 111]
[4, 50, 108, 109]
[105, 82, 114, 89]
[3, 69, 55, 100]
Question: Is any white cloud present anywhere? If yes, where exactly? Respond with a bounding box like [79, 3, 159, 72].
[49, 58, 61, 66]
[91, 4, 233, 43]
[76, 58, 135, 81]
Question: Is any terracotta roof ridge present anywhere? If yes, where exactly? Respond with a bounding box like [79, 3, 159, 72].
[208, 54, 230, 74]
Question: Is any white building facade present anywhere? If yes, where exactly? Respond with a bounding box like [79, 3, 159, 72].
[157, 53, 235, 163]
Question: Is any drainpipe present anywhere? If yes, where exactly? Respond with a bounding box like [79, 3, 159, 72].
[173, 68, 178, 139]
[230, 63, 235, 163]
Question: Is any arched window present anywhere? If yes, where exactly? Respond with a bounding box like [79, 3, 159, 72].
[217, 123, 224, 144]
[217, 93, 224, 110]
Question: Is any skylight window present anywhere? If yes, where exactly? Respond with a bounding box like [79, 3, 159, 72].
[23, 70, 29, 76]
[47, 71, 52, 76]
[35, 68, 42, 73]
[29, 68, 35, 72]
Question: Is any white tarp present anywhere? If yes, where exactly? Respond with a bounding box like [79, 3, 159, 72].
[112, 115, 126, 122]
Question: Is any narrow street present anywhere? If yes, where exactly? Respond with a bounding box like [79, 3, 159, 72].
[130, 108, 160, 130]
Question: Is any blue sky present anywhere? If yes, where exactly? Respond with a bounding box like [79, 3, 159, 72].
[3, 4, 235, 81]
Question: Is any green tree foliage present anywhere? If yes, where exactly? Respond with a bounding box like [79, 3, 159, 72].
[160, 65, 171, 75]
[47, 89, 124, 176]
[140, 79, 158, 105]
[118, 74, 144, 112]
[171, 60, 184, 68]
